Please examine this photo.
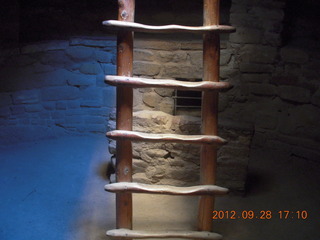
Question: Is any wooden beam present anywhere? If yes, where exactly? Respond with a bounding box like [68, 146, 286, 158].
[107, 130, 227, 146]
[198, 0, 221, 233]
[103, 20, 235, 34]
[107, 229, 223, 240]
[105, 182, 229, 196]
[105, 75, 232, 91]
[115, 0, 135, 233]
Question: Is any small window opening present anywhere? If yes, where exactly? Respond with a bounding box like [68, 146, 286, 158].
[174, 78, 202, 116]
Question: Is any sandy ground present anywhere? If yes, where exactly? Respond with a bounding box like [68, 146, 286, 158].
[0, 135, 319, 240]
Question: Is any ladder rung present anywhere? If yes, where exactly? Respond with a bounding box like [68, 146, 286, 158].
[107, 229, 223, 240]
[103, 20, 235, 34]
[105, 75, 232, 91]
[106, 130, 227, 146]
[105, 182, 229, 196]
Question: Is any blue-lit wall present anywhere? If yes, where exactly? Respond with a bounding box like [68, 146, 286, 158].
[0, 37, 117, 143]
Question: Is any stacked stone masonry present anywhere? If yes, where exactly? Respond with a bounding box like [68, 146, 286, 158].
[1, 0, 320, 192]
[0, 37, 117, 142]
[108, 110, 251, 192]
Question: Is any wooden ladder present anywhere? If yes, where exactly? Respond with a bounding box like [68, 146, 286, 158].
[103, 0, 235, 239]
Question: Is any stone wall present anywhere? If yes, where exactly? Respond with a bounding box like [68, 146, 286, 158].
[107, 0, 320, 190]
[108, 111, 252, 191]
[228, 0, 320, 161]
[1, 0, 320, 192]
[129, 0, 320, 165]
[0, 37, 117, 143]
[107, 36, 253, 192]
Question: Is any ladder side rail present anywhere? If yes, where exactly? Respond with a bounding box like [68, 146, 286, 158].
[115, 0, 135, 235]
[198, 0, 221, 232]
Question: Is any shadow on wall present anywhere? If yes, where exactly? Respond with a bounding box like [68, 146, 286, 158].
[0, 37, 118, 144]
[227, 0, 320, 163]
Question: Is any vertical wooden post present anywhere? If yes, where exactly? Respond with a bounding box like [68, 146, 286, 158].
[198, 0, 220, 232]
[116, 0, 135, 232]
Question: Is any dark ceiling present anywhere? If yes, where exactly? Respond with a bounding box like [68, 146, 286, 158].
[1, 0, 319, 48]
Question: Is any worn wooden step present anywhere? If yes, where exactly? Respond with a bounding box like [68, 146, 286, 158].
[103, 20, 235, 34]
[107, 229, 222, 240]
[105, 75, 232, 92]
[105, 182, 229, 196]
[107, 130, 227, 146]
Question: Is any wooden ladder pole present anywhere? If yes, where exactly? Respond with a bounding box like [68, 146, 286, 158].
[198, 0, 220, 232]
[115, 0, 135, 233]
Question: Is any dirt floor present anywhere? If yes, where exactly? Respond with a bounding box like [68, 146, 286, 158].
[0, 135, 319, 240]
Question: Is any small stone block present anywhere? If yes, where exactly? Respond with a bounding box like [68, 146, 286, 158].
[95, 50, 114, 63]
[12, 90, 39, 104]
[101, 63, 116, 75]
[65, 46, 94, 62]
[67, 74, 95, 86]
[10, 105, 25, 115]
[79, 62, 101, 75]
[41, 87, 80, 101]
[56, 102, 67, 110]
[67, 100, 80, 109]
[80, 100, 102, 108]
[69, 37, 116, 47]
[43, 102, 55, 110]
[279, 86, 311, 103]
[25, 104, 43, 112]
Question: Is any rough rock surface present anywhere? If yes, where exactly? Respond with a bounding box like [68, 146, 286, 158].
[108, 110, 251, 192]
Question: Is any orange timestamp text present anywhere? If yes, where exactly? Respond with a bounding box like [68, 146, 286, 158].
[212, 210, 308, 220]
